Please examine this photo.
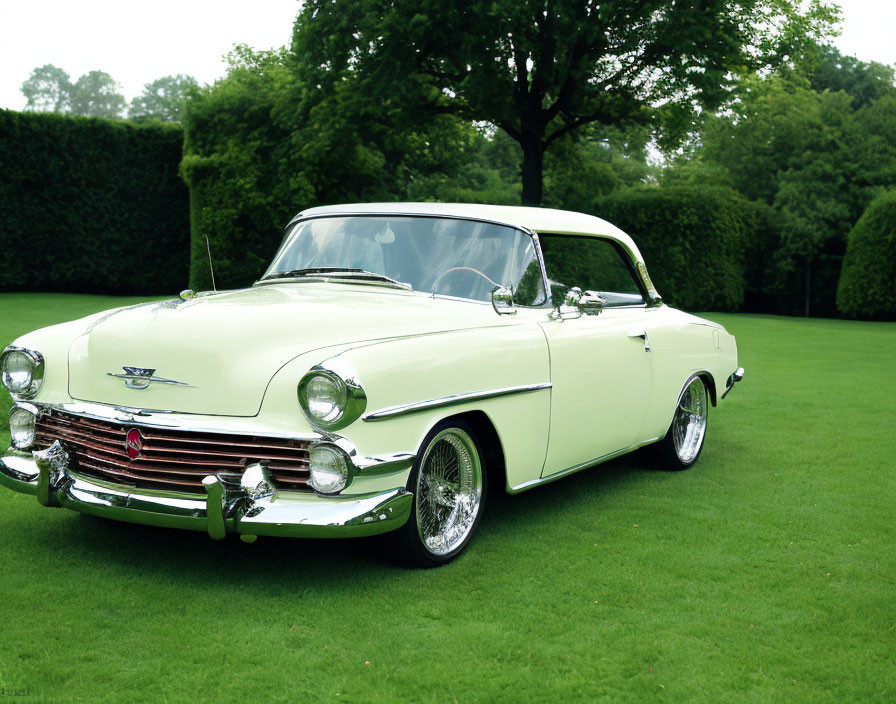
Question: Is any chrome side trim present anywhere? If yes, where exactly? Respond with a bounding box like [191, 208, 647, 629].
[354, 452, 416, 476]
[363, 383, 553, 422]
[509, 437, 662, 494]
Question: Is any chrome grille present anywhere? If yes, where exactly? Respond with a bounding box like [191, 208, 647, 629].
[34, 411, 311, 493]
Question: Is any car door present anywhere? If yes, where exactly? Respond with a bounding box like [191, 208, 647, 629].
[537, 234, 654, 476]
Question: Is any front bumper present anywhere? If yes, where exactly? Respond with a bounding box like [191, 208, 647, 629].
[721, 367, 745, 399]
[0, 445, 412, 541]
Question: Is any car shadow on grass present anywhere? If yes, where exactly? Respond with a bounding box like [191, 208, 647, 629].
[26, 449, 681, 589]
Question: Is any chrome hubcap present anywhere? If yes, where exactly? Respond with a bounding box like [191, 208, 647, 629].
[415, 428, 482, 556]
[672, 377, 707, 463]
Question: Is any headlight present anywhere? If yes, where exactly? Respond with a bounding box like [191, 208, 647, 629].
[297, 362, 367, 431]
[0, 346, 45, 399]
[9, 406, 37, 450]
[303, 372, 347, 424]
[309, 443, 351, 494]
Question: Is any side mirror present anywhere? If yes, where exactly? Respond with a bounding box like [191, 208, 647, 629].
[562, 287, 583, 307]
[550, 287, 604, 320]
[577, 290, 605, 316]
[491, 286, 516, 315]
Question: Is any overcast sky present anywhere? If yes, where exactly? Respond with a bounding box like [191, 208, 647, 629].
[1, 0, 893, 112]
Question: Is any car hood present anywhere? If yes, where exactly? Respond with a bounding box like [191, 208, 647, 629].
[67, 284, 511, 416]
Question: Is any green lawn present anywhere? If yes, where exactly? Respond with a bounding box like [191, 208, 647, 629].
[0, 293, 893, 703]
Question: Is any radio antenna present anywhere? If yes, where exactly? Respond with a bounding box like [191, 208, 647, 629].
[205, 235, 217, 292]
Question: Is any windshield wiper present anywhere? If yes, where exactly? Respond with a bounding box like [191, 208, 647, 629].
[258, 267, 412, 290]
[261, 267, 365, 280]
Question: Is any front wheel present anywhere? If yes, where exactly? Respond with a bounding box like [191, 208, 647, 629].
[653, 375, 709, 470]
[392, 420, 487, 567]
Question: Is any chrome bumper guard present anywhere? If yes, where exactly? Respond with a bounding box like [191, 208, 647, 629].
[0, 442, 412, 541]
[721, 367, 745, 399]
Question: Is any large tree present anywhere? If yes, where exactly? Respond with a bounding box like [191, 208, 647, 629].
[666, 64, 896, 316]
[69, 70, 126, 119]
[20, 65, 126, 119]
[21, 64, 72, 112]
[129, 74, 199, 122]
[293, 0, 836, 204]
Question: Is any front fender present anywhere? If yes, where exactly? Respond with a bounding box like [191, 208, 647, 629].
[5, 308, 136, 406]
[261, 324, 552, 491]
[337, 324, 551, 490]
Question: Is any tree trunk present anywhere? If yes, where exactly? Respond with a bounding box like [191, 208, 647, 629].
[804, 256, 812, 317]
[520, 125, 545, 206]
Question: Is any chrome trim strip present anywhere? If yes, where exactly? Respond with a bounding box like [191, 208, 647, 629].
[23, 400, 325, 440]
[354, 452, 416, 476]
[362, 383, 553, 422]
[509, 437, 662, 494]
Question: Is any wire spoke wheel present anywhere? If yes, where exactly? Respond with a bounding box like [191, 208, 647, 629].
[415, 427, 483, 557]
[671, 377, 708, 464]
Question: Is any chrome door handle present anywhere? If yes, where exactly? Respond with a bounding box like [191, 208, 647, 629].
[626, 328, 651, 353]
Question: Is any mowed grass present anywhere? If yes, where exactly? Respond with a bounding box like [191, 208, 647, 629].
[0, 293, 893, 703]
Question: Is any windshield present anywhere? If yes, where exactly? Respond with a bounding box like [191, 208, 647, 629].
[262, 216, 546, 305]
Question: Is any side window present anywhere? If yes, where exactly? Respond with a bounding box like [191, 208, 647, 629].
[538, 234, 645, 307]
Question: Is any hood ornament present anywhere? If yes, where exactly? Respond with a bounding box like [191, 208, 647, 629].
[107, 366, 192, 390]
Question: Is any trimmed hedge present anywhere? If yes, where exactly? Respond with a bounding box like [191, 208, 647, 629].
[596, 186, 776, 312]
[0, 110, 189, 294]
[837, 190, 896, 319]
[179, 55, 310, 291]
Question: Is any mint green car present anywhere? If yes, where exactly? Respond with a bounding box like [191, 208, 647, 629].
[0, 204, 743, 566]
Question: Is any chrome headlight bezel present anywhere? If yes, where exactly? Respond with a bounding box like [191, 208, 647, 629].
[297, 361, 367, 431]
[8, 404, 38, 450]
[0, 346, 45, 399]
[307, 441, 354, 495]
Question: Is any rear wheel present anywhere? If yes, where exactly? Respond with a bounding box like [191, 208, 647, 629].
[392, 420, 486, 567]
[653, 375, 709, 470]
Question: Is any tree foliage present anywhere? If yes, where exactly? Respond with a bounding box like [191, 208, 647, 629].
[837, 190, 896, 320]
[664, 57, 896, 316]
[181, 47, 302, 290]
[804, 44, 896, 109]
[69, 70, 127, 119]
[292, 0, 836, 204]
[181, 46, 522, 289]
[20, 65, 126, 119]
[21, 64, 71, 112]
[129, 74, 199, 122]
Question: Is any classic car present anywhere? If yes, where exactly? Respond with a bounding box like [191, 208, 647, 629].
[0, 203, 743, 566]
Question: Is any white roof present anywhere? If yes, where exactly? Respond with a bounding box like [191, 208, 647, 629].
[295, 202, 644, 261]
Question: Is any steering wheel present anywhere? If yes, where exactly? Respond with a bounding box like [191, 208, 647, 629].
[431, 266, 501, 294]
